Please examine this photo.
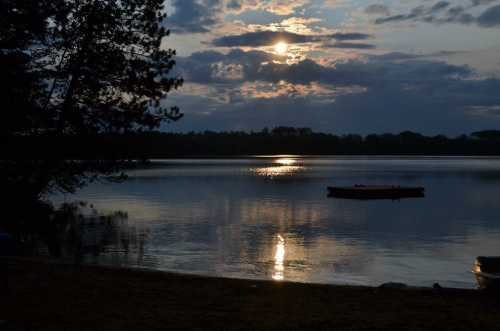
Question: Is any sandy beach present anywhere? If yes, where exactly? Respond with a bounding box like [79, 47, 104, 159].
[1, 257, 500, 331]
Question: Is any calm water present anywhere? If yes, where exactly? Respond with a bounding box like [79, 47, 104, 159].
[53, 156, 500, 288]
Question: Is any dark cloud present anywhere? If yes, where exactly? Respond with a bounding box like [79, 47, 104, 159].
[430, 1, 450, 12]
[211, 31, 371, 47]
[444, 12, 476, 24]
[373, 51, 465, 61]
[375, 14, 410, 24]
[167, 0, 222, 33]
[446, 6, 465, 17]
[477, 4, 500, 26]
[375, 1, 500, 27]
[375, 3, 442, 24]
[375, 5, 427, 24]
[178, 49, 472, 86]
[226, 0, 241, 10]
[160, 0, 500, 134]
[168, 49, 500, 134]
[323, 42, 376, 49]
[471, 0, 498, 6]
[176, 49, 277, 83]
[440, 2, 491, 25]
[365, 4, 391, 16]
[213, 31, 309, 47]
[373, 52, 426, 61]
[168, 77, 500, 134]
[334, 32, 372, 40]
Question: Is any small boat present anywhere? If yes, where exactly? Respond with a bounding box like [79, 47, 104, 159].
[473, 256, 500, 290]
[327, 185, 425, 200]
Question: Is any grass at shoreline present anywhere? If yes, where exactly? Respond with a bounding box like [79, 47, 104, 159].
[1, 258, 500, 331]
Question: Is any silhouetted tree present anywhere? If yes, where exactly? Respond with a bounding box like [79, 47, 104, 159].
[1, 0, 182, 205]
[0, 1, 57, 134]
[40, 0, 182, 135]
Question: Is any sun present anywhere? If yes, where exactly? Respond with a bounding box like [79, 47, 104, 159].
[274, 41, 288, 55]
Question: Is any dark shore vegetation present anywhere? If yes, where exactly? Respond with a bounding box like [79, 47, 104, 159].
[4, 128, 500, 159]
[2, 258, 500, 331]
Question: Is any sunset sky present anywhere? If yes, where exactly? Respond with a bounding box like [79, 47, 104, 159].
[162, 0, 500, 134]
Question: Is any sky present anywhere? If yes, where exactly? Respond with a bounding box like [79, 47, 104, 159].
[160, 0, 500, 135]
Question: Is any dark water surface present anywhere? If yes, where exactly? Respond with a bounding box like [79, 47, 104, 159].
[52, 156, 500, 288]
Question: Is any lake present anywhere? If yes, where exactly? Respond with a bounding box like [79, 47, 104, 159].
[52, 156, 500, 288]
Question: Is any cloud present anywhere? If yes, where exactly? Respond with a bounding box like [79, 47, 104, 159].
[471, 0, 498, 6]
[211, 30, 371, 47]
[374, 1, 500, 27]
[467, 105, 500, 117]
[431, 1, 451, 13]
[322, 42, 376, 49]
[373, 51, 465, 62]
[167, 0, 223, 33]
[176, 49, 277, 83]
[168, 48, 500, 135]
[225, 0, 310, 15]
[168, 77, 500, 134]
[333, 32, 373, 40]
[375, 14, 409, 24]
[365, 4, 391, 16]
[477, 4, 500, 27]
[177, 49, 473, 86]
[152, 0, 500, 134]
[374, 5, 428, 24]
[226, 0, 242, 10]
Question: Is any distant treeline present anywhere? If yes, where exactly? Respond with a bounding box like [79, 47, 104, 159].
[4, 127, 500, 158]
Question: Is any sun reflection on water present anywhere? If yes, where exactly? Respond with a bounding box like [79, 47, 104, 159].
[272, 234, 285, 281]
[253, 158, 304, 178]
[275, 158, 296, 166]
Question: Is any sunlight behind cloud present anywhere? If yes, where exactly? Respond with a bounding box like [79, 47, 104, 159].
[165, 0, 500, 133]
[274, 41, 288, 55]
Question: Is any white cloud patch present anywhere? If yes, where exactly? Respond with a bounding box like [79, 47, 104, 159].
[226, 0, 311, 15]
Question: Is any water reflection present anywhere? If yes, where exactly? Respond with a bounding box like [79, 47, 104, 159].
[275, 158, 297, 166]
[4, 202, 152, 266]
[272, 234, 285, 281]
[50, 157, 500, 288]
[252, 157, 305, 178]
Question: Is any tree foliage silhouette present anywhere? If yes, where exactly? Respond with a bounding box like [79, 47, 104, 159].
[0, 1, 54, 135]
[42, 0, 183, 135]
[1, 0, 182, 201]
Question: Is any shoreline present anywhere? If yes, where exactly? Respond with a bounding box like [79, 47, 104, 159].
[2, 257, 500, 330]
[143, 155, 500, 159]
